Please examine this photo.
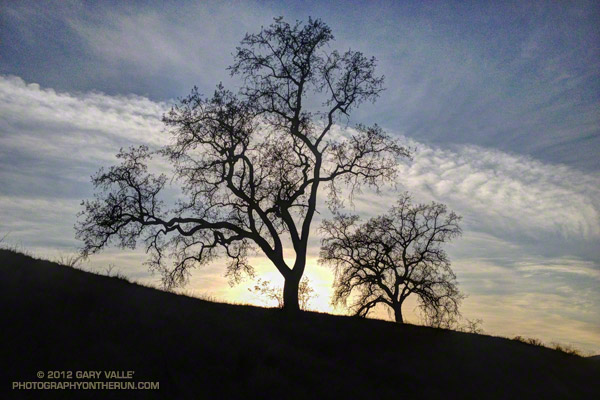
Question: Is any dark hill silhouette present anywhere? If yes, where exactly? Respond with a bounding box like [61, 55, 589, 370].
[1, 249, 599, 399]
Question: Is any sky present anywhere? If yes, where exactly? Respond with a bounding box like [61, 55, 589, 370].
[1, 1, 599, 353]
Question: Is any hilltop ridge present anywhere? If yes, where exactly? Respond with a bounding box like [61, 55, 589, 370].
[1, 249, 598, 399]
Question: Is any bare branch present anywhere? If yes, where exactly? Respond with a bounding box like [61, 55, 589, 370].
[76, 17, 410, 310]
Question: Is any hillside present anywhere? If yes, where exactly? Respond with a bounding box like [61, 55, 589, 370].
[1, 249, 599, 399]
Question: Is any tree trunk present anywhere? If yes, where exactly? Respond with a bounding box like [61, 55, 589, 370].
[282, 271, 301, 313]
[394, 304, 404, 323]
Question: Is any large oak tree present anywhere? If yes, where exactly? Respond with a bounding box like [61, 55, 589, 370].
[76, 17, 409, 311]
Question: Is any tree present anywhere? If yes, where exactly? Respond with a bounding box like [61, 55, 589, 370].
[319, 193, 463, 325]
[76, 17, 410, 312]
[248, 276, 317, 310]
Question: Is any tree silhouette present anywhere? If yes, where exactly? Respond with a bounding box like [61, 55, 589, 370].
[319, 194, 463, 325]
[76, 17, 410, 312]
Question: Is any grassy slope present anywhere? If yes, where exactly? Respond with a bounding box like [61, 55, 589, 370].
[1, 249, 599, 399]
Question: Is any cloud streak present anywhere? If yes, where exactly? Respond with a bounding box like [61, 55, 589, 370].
[1, 73, 599, 352]
[2, 1, 598, 170]
[397, 141, 600, 256]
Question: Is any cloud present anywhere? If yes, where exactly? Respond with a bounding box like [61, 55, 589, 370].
[0, 74, 170, 261]
[2, 1, 598, 171]
[1, 0, 274, 100]
[3, 72, 597, 265]
[1, 74, 599, 352]
[351, 2, 600, 172]
[397, 142, 600, 252]
[0, 75, 168, 148]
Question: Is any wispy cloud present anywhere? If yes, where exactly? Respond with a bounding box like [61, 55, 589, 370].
[0, 75, 168, 254]
[2, 1, 598, 170]
[397, 141, 600, 255]
[1, 75, 598, 351]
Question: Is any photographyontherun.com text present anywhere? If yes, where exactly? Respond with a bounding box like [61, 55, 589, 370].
[12, 370, 159, 391]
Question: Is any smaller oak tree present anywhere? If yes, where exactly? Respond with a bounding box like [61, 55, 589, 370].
[319, 193, 463, 326]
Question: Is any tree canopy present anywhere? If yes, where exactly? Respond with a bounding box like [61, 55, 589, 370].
[76, 17, 410, 311]
[320, 194, 463, 326]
